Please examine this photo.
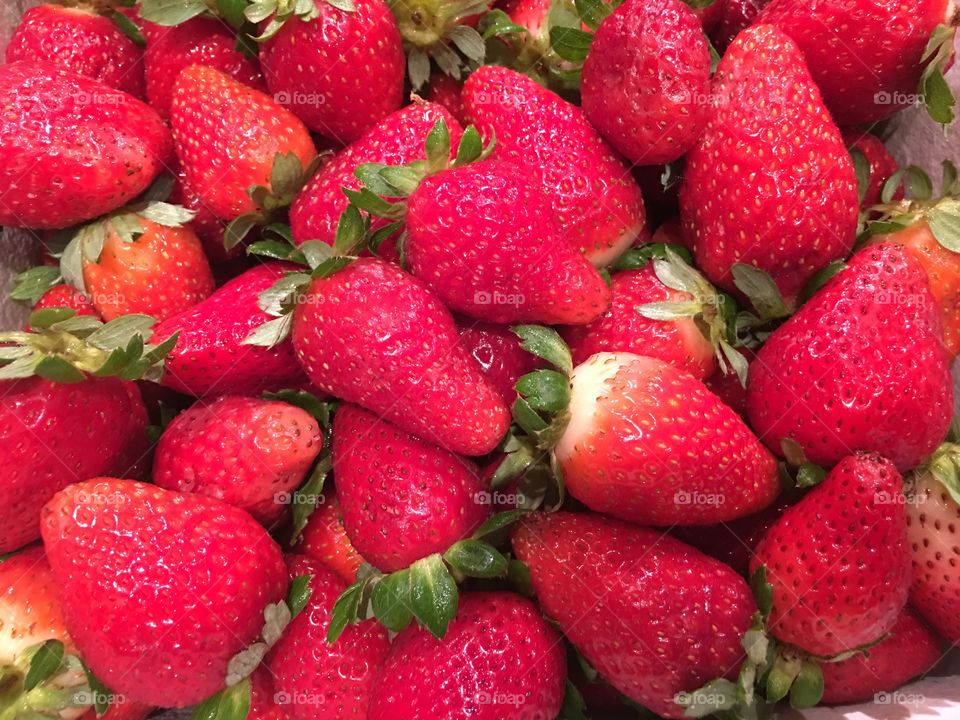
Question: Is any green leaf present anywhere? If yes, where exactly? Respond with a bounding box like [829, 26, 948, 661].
[191, 677, 251, 720]
[447, 26, 486, 64]
[138, 201, 195, 227]
[766, 653, 802, 704]
[370, 570, 414, 632]
[334, 204, 369, 254]
[477, 8, 528, 39]
[264, 390, 333, 426]
[408, 554, 458, 638]
[378, 166, 426, 197]
[327, 577, 370, 643]
[849, 146, 870, 206]
[549, 26, 593, 63]
[110, 10, 146, 45]
[921, 55, 956, 125]
[510, 325, 572, 375]
[86, 315, 155, 350]
[798, 260, 845, 305]
[444, 540, 507, 578]
[326, 0, 357, 11]
[270, 152, 306, 199]
[216, 0, 249, 28]
[453, 126, 484, 168]
[612, 243, 693, 271]
[34, 356, 85, 384]
[224, 214, 260, 250]
[927, 200, 960, 252]
[286, 575, 313, 619]
[796, 462, 827, 488]
[515, 370, 570, 413]
[246, 239, 296, 260]
[749, 566, 773, 620]
[635, 300, 701, 321]
[942, 160, 960, 197]
[24, 640, 65, 691]
[407, 49, 431, 91]
[289, 456, 331, 543]
[342, 187, 406, 220]
[28, 307, 76, 330]
[789, 660, 824, 709]
[674, 678, 738, 717]
[472, 510, 522, 539]
[425, 119, 452, 174]
[558, 680, 589, 720]
[731, 264, 789, 321]
[574, 0, 612, 30]
[138, 0, 208, 25]
[242, 315, 293, 348]
[682, 0, 717, 8]
[10, 266, 63, 305]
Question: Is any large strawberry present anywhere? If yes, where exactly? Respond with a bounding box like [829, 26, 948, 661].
[462, 65, 648, 266]
[457, 320, 539, 402]
[746, 242, 953, 471]
[0, 61, 171, 229]
[512, 512, 756, 719]
[298, 490, 365, 582]
[680, 25, 859, 303]
[368, 591, 566, 720]
[41, 478, 288, 707]
[751, 453, 912, 656]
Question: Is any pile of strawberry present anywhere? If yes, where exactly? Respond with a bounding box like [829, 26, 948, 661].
[1, 0, 960, 717]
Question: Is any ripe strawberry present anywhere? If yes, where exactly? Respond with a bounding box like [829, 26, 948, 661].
[332, 404, 490, 572]
[462, 65, 648, 266]
[555, 352, 779, 525]
[0, 546, 72, 663]
[843, 130, 901, 208]
[79, 699, 153, 720]
[291, 258, 510, 456]
[268, 555, 389, 720]
[457, 320, 539, 402]
[152, 263, 307, 397]
[692, 0, 723, 31]
[680, 25, 859, 302]
[710, 0, 770, 50]
[169, 158, 237, 263]
[820, 607, 942, 704]
[369, 591, 566, 720]
[41, 477, 288, 707]
[512, 512, 756, 719]
[258, 0, 405, 144]
[581, 0, 711, 165]
[298, 491, 365, 582]
[746, 242, 953, 471]
[425, 74, 467, 125]
[153, 396, 323, 525]
[170, 65, 316, 221]
[32, 285, 99, 318]
[0, 378, 148, 553]
[751, 453, 911, 656]
[5, 5, 145, 97]
[0, 61, 171, 229]
[247, 668, 290, 720]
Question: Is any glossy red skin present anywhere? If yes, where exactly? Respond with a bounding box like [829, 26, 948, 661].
[0, 546, 72, 663]
[79, 699, 153, 720]
[842, 129, 901, 208]
[297, 491, 364, 582]
[0, 62, 171, 229]
[41, 478, 287, 707]
[268, 556, 389, 720]
[32, 284, 99, 318]
[457, 320, 539, 402]
[168, 157, 237, 263]
[6, 5, 144, 97]
[0, 378, 148, 554]
[561, 265, 716, 377]
[462, 66, 648, 265]
[153, 396, 323, 526]
[290, 102, 462, 249]
[259, 0, 405, 144]
[821, 607, 941, 704]
[692, 0, 723, 31]
[581, 0, 711, 165]
[142, 16, 265, 119]
[247, 668, 290, 720]
[512, 512, 755, 719]
[170, 65, 316, 221]
[370, 592, 565, 720]
[758, 0, 953, 125]
[703, 346, 755, 418]
[751, 454, 911, 656]
[425, 74, 467, 125]
[680, 25, 858, 302]
[407, 161, 612, 324]
[746, 243, 953, 471]
[153, 263, 307, 397]
[710, 0, 770, 50]
[558, 353, 780, 525]
[332, 404, 490, 572]
[291, 258, 510, 456]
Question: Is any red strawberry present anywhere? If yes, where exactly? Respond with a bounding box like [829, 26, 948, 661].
[680, 25, 859, 302]
[746, 242, 953, 471]
[425, 74, 467, 125]
[41, 477, 288, 707]
[298, 491, 365, 582]
[843, 129, 901, 208]
[268, 555, 389, 720]
[369, 591, 566, 720]
[258, 0, 405, 144]
[0, 378, 148, 553]
[457, 320, 539, 402]
[710, 0, 770, 50]
[332, 404, 490, 572]
[153, 396, 323, 525]
[170, 65, 316, 221]
[5, 5, 145, 97]
[512, 512, 756, 719]
[0, 61, 171, 229]
[291, 258, 510, 456]
[32, 284, 99, 318]
[169, 158, 237, 263]
[152, 263, 308, 397]
[406, 160, 612, 324]
[556, 352, 780, 525]
[581, 0, 712, 165]
[0, 546, 72, 662]
[704, 346, 756, 417]
[751, 453, 911, 656]
[247, 668, 291, 720]
[79, 699, 153, 720]
[462, 65, 648, 266]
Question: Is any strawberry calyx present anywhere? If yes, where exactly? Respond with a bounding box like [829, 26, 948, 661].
[777, 439, 828, 493]
[245, 0, 357, 42]
[918, 20, 958, 126]
[914, 442, 960, 506]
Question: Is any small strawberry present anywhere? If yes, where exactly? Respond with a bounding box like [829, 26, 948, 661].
[41, 477, 288, 707]
[457, 320, 539, 402]
[680, 24, 859, 303]
[0, 61, 171, 229]
[710, 0, 770, 50]
[369, 591, 566, 720]
[512, 512, 756, 719]
[703, 346, 756, 417]
[425, 74, 467, 125]
[0, 546, 72, 663]
[298, 491, 365, 582]
[169, 158, 238, 263]
[31, 285, 99, 318]
[746, 242, 953, 471]
[843, 130, 901, 208]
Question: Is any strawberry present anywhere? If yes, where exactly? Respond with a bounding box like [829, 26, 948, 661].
[247, 668, 290, 720]
[5, 5, 145, 97]
[512, 512, 756, 719]
[79, 699, 153, 720]
[680, 25, 859, 303]
[462, 65, 648, 266]
[152, 263, 307, 397]
[41, 477, 288, 707]
[290, 257, 510, 456]
[710, 0, 770, 50]
[32, 285, 99, 318]
[368, 591, 566, 720]
[256, 0, 405, 145]
[0, 377, 148, 553]
[153, 396, 323, 525]
[170, 65, 316, 222]
[843, 129, 901, 208]
[169, 158, 238, 264]
[332, 404, 490, 572]
[267, 555, 389, 720]
[0, 61, 171, 229]
[425, 74, 467, 125]
[703, 346, 756, 417]
[298, 491, 364, 582]
[457, 320, 539, 402]
[751, 453, 911, 656]
[580, 0, 712, 165]
[555, 352, 779, 525]
[746, 242, 953, 471]
[820, 607, 942, 704]
[0, 546, 72, 663]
